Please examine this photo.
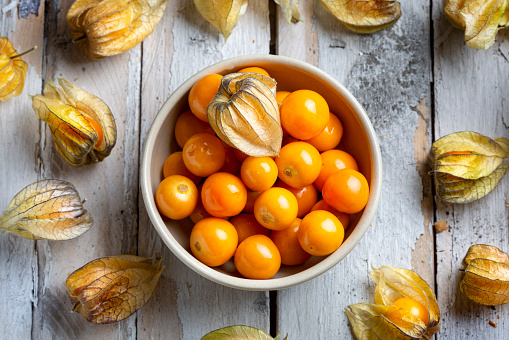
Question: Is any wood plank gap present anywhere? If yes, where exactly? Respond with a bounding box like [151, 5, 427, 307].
[269, 290, 278, 337]
[269, 0, 277, 55]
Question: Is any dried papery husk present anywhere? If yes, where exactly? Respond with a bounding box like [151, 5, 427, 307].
[66, 255, 164, 324]
[201, 325, 287, 340]
[346, 266, 440, 340]
[319, 0, 401, 34]
[443, 0, 509, 49]
[194, 0, 248, 40]
[32, 78, 116, 167]
[460, 244, 509, 306]
[0, 37, 31, 101]
[275, 0, 302, 23]
[67, 0, 168, 60]
[207, 72, 282, 157]
[0, 179, 93, 240]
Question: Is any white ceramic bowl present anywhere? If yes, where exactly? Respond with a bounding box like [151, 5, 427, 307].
[141, 55, 382, 291]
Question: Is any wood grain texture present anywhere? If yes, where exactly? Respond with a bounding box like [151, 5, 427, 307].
[0, 2, 43, 338]
[433, 1, 509, 337]
[136, 1, 272, 339]
[276, 1, 434, 338]
[32, 0, 140, 337]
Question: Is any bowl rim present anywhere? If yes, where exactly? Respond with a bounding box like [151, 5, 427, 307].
[141, 54, 382, 291]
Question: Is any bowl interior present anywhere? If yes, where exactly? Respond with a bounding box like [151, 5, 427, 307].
[143, 56, 381, 290]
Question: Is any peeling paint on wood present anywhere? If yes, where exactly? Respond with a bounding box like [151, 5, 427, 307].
[18, 0, 40, 18]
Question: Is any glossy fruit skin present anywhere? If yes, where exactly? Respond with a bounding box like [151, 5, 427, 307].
[155, 175, 198, 220]
[84, 116, 104, 148]
[220, 144, 242, 175]
[305, 113, 343, 152]
[174, 110, 214, 148]
[237, 67, 270, 77]
[389, 298, 430, 327]
[190, 217, 238, 267]
[275, 142, 321, 188]
[189, 198, 213, 224]
[243, 190, 261, 213]
[276, 180, 318, 218]
[311, 200, 350, 230]
[230, 213, 270, 244]
[298, 210, 344, 256]
[183, 133, 226, 177]
[254, 187, 298, 230]
[163, 151, 201, 184]
[234, 235, 281, 279]
[322, 168, 369, 214]
[275, 91, 291, 107]
[201, 172, 247, 217]
[188, 74, 223, 122]
[240, 156, 278, 191]
[271, 218, 311, 266]
[280, 89, 330, 140]
[314, 149, 359, 191]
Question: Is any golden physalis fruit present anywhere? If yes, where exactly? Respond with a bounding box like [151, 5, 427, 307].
[0, 38, 35, 101]
[32, 78, 116, 167]
[207, 72, 282, 157]
[346, 266, 440, 340]
[202, 325, 287, 340]
[66, 255, 164, 324]
[444, 0, 509, 49]
[430, 131, 509, 203]
[0, 179, 93, 240]
[319, 0, 401, 33]
[459, 244, 509, 306]
[67, 0, 168, 60]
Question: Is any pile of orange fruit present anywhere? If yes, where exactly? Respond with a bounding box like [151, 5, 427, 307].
[155, 67, 370, 280]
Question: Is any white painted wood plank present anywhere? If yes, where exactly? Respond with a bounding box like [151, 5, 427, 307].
[433, 1, 509, 337]
[0, 2, 44, 338]
[137, 1, 272, 339]
[31, 0, 140, 338]
[276, 2, 434, 338]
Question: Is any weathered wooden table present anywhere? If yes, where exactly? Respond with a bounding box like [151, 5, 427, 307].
[1, 1, 508, 339]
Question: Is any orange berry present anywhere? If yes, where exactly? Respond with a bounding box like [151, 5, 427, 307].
[305, 113, 343, 152]
[280, 89, 329, 140]
[174, 110, 214, 148]
[276, 180, 318, 218]
[275, 91, 291, 107]
[271, 218, 311, 266]
[240, 156, 278, 192]
[190, 199, 213, 224]
[254, 187, 298, 231]
[155, 175, 198, 220]
[275, 142, 321, 188]
[190, 217, 238, 267]
[322, 168, 369, 214]
[314, 149, 359, 191]
[298, 210, 344, 256]
[386, 298, 430, 327]
[233, 148, 249, 163]
[234, 235, 281, 279]
[238, 67, 270, 77]
[201, 172, 247, 217]
[244, 190, 262, 213]
[220, 144, 242, 175]
[230, 213, 270, 244]
[163, 151, 201, 184]
[311, 200, 350, 230]
[84, 116, 104, 148]
[183, 133, 226, 177]
[188, 74, 223, 122]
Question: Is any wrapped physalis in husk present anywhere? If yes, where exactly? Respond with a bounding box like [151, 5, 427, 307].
[430, 131, 509, 203]
[194, 0, 248, 41]
[66, 255, 164, 324]
[0, 179, 93, 240]
[275, 0, 302, 24]
[319, 0, 401, 33]
[32, 78, 116, 167]
[207, 72, 282, 157]
[202, 325, 287, 340]
[0, 38, 36, 101]
[459, 244, 509, 306]
[346, 266, 440, 340]
[444, 0, 509, 49]
[67, 0, 168, 60]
